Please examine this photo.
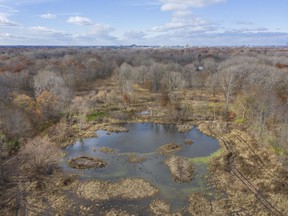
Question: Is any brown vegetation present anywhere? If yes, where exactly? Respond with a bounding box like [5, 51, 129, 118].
[158, 143, 182, 155]
[20, 136, 60, 177]
[165, 156, 194, 183]
[76, 178, 159, 201]
[0, 46, 287, 215]
[69, 156, 107, 169]
[98, 147, 115, 154]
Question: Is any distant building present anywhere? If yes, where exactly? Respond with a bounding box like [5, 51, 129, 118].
[197, 66, 204, 71]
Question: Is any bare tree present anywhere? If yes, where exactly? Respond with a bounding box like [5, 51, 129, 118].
[20, 137, 60, 176]
[279, 112, 288, 152]
[33, 70, 71, 119]
[114, 62, 134, 96]
[1, 106, 33, 139]
[183, 63, 195, 88]
[0, 133, 5, 184]
[149, 63, 167, 92]
[34, 71, 68, 97]
[163, 71, 185, 91]
[218, 67, 236, 118]
[135, 65, 150, 86]
[203, 57, 217, 74]
[206, 73, 219, 97]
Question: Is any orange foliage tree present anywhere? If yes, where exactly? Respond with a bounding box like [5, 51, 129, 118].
[36, 91, 58, 119]
[13, 94, 36, 114]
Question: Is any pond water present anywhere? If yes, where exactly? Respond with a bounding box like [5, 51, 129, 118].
[62, 123, 220, 213]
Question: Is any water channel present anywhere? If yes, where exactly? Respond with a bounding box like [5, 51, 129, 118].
[62, 123, 220, 212]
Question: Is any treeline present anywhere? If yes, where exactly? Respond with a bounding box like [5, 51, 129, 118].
[0, 48, 116, 140]
[0, 47, 220, 140]
[0, 47, 288, 157]
[113, 50, 288, 156]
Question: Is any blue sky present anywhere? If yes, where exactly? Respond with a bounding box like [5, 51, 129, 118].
[0, 0, 287, 46]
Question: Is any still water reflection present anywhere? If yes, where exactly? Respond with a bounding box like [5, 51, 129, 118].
[62, 123, 220, 212]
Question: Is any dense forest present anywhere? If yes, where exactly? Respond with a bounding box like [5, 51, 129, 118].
[0, 47, 288, 215]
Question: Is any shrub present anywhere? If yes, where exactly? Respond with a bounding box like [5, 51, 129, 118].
[20, 137, 60, 177]
[86, 111, 107, 122]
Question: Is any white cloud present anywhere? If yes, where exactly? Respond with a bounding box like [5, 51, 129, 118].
[30, 26, 55, 32]
[160, 0, 226, 11]
[47, 21, 119, 45]
[153, 17, 210, 32]
[67, 16, 93, 26]
[84, 23, 119, 44]
[0, 32, 11, 38]
[0, 13, 18, 26]
[232, 20, 254, 26]
[0, 0, 59, 5]
[124, 31, 146, 39]
[152, 10, 215, 33]
[145, 29, 288, 47]
[152, 0, 224, 39]
[40, 13, 56, 19]
[89, 23, 114, 35]
[0, 4, 18, 13]
[0, 32, 26, 42]
[29, 26, 71, 40]
[122, 31, 147, 45]
[1, 29, 288, 47]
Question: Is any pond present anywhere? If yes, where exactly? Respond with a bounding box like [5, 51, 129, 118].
[62, 123, 220, 213]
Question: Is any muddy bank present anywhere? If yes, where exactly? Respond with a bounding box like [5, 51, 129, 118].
[158, 143, 182, 155]
[77, 178, 159, 201]
[105, 209, 134, 216]
[150, 200, 171, 215]
[188, 193, 212, 215]
[165, 156, 194, 183]
[79, 124, 129, 139]
[177, 124, 193, 133]
[69, 156, 107, 169]
[185, 139, 193, 145]
[122, 153, 147, 163]
[150, 200, 183, 216]
[23, 173, 159, 215]
[98, 147, 115, 154]
[50, 121, 130, 148]
[197, 122, 216, 138]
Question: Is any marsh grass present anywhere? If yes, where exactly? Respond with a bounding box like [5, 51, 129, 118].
[86, 111, 107, 122]
[189, 149, 222, 164]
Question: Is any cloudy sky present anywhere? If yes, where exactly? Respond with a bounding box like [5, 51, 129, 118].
[0, 0, 287, 46]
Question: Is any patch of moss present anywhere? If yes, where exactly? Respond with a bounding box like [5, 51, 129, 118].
[268, 136, 284, 155]
[235, 117, 246, 124]
[271, 147, 284, 155]
[86, 111, 107, 122]
[189, 149, 222, 164]
[269, 144, 284, 155]
[5, 139, 20, 152]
